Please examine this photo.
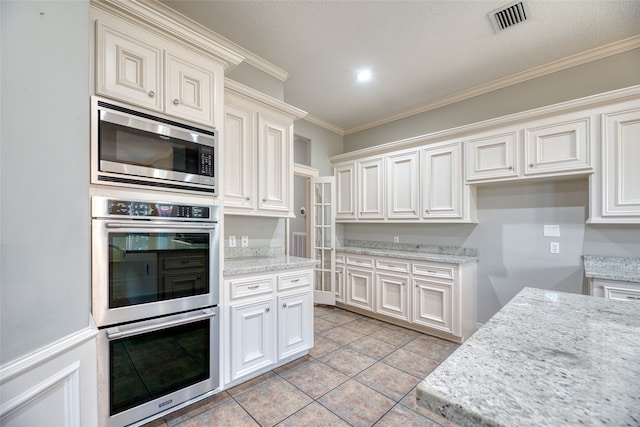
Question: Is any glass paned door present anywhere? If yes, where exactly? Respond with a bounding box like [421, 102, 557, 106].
[311, 177, 336, 305]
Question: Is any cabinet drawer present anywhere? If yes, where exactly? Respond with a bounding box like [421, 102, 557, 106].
[230, 276, 273, 299]
[603, 285, 640, 302]
[278, 271, 312, 291]
[346, 255, 374, 268]
[375, 259, 410, 273]
[412, 263, 454, 280]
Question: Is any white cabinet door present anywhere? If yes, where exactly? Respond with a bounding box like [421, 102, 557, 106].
[386, 151, 420, 219]
[375, 272, 409, 321]
[278, 291, 313, 359]
[257, 113, 292, 214]
[358, 158, 385, 220]
[422, 142, 462, 219]
[465, 131, 519, 182]
[602, 108, 640, 217]
[165, 49, 218, 126]
[230, 299, 276, 381]
[345, 267, 374, 311]
[524, 117, 591, 175]
[335, 163, 357, 220]
[412, 278, 453, 334]
[96, 22, 163, 112]
[224, 104, 255, 210]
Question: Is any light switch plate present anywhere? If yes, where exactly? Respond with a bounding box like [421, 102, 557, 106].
[544, 225, 560, 237]
[241, 236, 249, 247]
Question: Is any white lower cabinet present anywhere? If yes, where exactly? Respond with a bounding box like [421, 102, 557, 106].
[337, 252, 477, 342]
[589, 278, 640, 302]
[224, 268, 313, 385]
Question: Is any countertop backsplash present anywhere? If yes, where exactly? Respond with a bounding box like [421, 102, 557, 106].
[338, 239, 479, 257]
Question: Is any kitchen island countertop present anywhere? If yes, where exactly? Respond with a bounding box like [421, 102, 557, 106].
[416, 287, 640, 427]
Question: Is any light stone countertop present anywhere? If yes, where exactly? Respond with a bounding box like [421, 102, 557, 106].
[416, 287, 640, 427]
[584, 255, 640, 283]
[223, 255, 317, 277]
[338, 239, 478, 265]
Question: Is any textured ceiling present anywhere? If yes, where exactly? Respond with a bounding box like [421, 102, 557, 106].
[160, 0, 640, 133]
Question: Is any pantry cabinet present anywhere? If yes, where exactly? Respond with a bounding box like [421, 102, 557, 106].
[95, 19, 223, 127]
[336, 251, 477, 343]
[224, 268, 313, 385]
[224, 80, 306, 217]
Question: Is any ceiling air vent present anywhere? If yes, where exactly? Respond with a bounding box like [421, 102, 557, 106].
[489, 1, 530, 32]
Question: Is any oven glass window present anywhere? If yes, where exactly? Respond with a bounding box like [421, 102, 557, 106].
[109, 232, 209, 308]
[109, 318, 210, 415]
[100, 121, 204, 175]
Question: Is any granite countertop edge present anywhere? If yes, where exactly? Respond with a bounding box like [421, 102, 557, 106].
[223, 255, 318, 277]
[583, 255, 640, 283]
[338, 245, 478, 264]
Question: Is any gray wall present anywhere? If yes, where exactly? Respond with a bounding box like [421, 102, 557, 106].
[228, 62, 285, 101]
[343, 179, 640, 323]
[1, 1, 91, 363]
[344, 48, 640, 152]
[294, 119, 344, 176]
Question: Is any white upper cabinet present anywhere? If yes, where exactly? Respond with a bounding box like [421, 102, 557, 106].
[386, 150, 420, 220]
[465, 131, 519, 181]
[224, 80, 306, 217]
[590, 103, 640, 223]
[335, 163, 357, 220]
[523, 117, 591, 175]
[358, 157, 385, 220]
[422, 142, 463, 219]
[95, 18, 223, 127]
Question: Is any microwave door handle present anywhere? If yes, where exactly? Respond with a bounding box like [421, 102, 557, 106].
[106, 309, 216, 340]
[105, 222, 217, 230]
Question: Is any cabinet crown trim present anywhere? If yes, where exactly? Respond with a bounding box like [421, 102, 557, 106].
[330, 85, 640, 164]
[225, 78, 307, 119]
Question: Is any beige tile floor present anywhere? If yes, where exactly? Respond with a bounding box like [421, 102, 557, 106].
[142, 305, 461, 427]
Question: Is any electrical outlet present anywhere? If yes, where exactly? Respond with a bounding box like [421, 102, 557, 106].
[241, 236, 249, 247]
[228, 235, 236, 247]
[393, 236, 400, 243]
[550, 241, 560, 254]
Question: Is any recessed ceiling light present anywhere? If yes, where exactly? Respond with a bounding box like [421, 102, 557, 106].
[356, 69, 372, 82]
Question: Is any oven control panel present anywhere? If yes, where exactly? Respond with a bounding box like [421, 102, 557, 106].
[92, 196, 219, 222]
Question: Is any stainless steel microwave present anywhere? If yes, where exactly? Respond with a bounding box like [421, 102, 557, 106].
[91, 96, 217, 195]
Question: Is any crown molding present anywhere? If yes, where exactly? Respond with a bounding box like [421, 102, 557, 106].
[225, 78, 307, 119]
[343, 35, 640, 135]
[330, 84, 640, 163]
[301, 114, 345, 135]
[138, 0, 289, 81]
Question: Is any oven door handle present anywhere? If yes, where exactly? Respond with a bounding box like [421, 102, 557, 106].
[106, 308, 216, 340]
[105, 221, 217, 230]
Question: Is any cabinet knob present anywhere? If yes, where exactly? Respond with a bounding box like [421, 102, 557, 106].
[148, 91, 155, 97]
[245, 196, 250, 201]
[508, 166, 514, 170]
[263, 198, 267, 202]
[173, 99, 179, 105]
[529, 164, 534, 168]
[283, 303, 287, 308]
[265, 307, 270, 312]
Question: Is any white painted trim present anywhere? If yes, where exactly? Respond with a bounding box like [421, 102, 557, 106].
[344, 36, 640, 134]
[0, 362, 81, 425]
[225, 78, 307, 119]
[330, 84, 640, 163]
[0, 326, 97, 385]
[293, 163, 319, 178]
[302, 114, 345, 136]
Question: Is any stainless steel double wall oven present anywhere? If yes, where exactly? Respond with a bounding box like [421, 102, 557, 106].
[92, 195, 220, 427]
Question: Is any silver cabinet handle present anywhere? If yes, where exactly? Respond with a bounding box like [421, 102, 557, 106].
[263, 198, 267, 202]
[283, 303, 287, 308]
[173, 99, 179, 105]
[265, 307, 270, 312]
[291, 279, 300, 283]
[246, 197, 250, 201]
[626, 295, 640, 300]
[508, 166, 514, 170]
[148, 91, 155, 97]
[248, 285, 259, 290]
[529, 164, 534, 168]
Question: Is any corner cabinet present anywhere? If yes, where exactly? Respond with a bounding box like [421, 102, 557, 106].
[224, 80, 307, 217]
[336, 251, 477, 343]
[93, 13, 225, 128]
[223, 268, 313, 386]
